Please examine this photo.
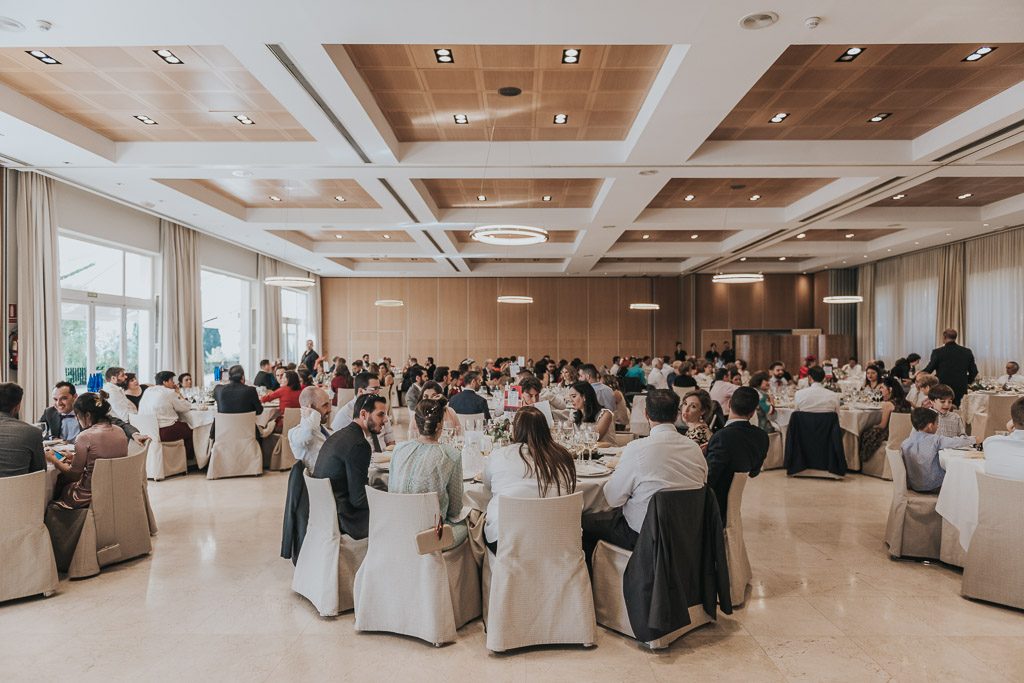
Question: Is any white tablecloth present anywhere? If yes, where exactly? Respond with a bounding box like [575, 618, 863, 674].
[838, 379, 863, 393]
[935, 449, 985, 551]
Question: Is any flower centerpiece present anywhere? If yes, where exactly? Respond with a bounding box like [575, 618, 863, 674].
[485, 416, 511, 446]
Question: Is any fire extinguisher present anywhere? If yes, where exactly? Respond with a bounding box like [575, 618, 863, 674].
[8, 327, 17, 371]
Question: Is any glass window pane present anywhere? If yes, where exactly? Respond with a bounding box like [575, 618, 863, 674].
[59, 236, 124, 296]
[201, 270, 245, 384]
[125, 251, 153, 300]
[94, 306, 122, 373]
[125, 308, 152, 382]
[61, 302, 89, 388]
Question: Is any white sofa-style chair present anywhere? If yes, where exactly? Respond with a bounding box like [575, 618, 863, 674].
[0, 471, 58, 602]
[130, 412, 187, 481]
[961, 472, 1024, 609]
[206, 412, 263, 479]
[723, 473, 752, 607]
[293, 472, 369, 616]
[352, 487, 481, 646]
[482, 492, 596, 652]
[884, 448, 941, 560]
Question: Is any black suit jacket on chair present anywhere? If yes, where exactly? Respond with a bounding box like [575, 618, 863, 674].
[704, 421, 768, 523]
[214, 381, 264, 415]
[922, 341, 978, 403]
[311, 421, 372, 539]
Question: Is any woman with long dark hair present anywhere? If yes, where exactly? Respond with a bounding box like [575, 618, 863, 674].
[859, 376, 913, 461]
[482, 406, 577, 552]
[262, 370, 302, 431]
[49, 391, 128, 509]
[568, 380, 615, 444]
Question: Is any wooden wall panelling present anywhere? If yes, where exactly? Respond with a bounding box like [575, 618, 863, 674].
[618, 278, 652, 360]
[587, 278, 619, 365]
[350, 331, 379, 362]
[347, 279, 380, 358]
[467, 278, 498, 363]
[437, 278, 469, 365]
[813, 271, 830, 333]
[653, 277, 681, 358]
[727, 279, 764, 330]
[695, 275, 730, 331]
[556, 278, 588, 361]
[735, 334, 779, 375]
[795, 274, 814, 329]
[496, 277, 529, 359]
[378, 331, 405, 368]
[527, 278, 558, 362]
[406, 278, 438, 362]
[777, 335, 803, 372]
[799, 334, 819, 365]
[761, 275, 797, 329]
[321, 278, 349, 359]
[818, 334, 855, 367]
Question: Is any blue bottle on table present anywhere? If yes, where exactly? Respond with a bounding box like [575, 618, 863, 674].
[214, 366, 221, 381]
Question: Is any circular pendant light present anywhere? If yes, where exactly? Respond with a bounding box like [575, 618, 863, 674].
[470, 225, 548, 246]
[712, 273, 764, 284]
[497, 295, 533, 304]
[629, 303, 660, 311]
[264, 275, 315, 288]
[374, 299, 404, 307]
[822, 295, 864, 304]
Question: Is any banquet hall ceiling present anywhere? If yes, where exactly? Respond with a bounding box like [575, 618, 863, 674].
[1, 0, 1024, 278]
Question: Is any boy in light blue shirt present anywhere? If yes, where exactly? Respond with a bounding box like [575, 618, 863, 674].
[901, 407, 974, 492]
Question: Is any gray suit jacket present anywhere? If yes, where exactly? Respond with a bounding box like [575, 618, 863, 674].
[0, 411, 46, 478]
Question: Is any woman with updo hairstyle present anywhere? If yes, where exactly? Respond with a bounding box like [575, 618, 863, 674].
[387, 396, 467, 550]
[49, 391, 129, 509]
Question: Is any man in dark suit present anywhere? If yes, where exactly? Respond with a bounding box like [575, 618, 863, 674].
[923, 328, 978, 406]
[312, 393, 387, 539]
[704, 386, 768, 523]
[252, 359, 278, 391]
[300, 340, 319, 375]
[39, 381, 146, 446]
[213, 365, 263, 441]
[448, 370, 491, 419]
[0, 382, 47, 478]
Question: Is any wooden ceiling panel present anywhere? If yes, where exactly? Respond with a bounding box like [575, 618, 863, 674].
[708, 43, 1024, 141]
[163, 178, 381, 209]
[288, 230, 415, 243]
[616, 230, 739, 243]
[0, 45, 313, 142]
[329, 44, 670, 142]
[341, 257, 426, 264]
[647, 177, 836, 209]
[866, 176, 1024, 207]
[738, 257, 813, 264]
[423, 178, 602, 209]
[465, 258, 563, 265]
[448, 230, 577, 244]
[784, 229, 885, 242]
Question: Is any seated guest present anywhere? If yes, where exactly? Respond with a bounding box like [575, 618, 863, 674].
[289, 387, 332, 470]
[389, 397, 467, 551]
[891, 354, 921, 389]
[582, 389, 706, 558]
[704, 387, 769, 523]
[737, 359, 751, 384]
[213, 365, 263, 435]
[930, 384, 966, 438]
[907, 373, 939, 408]
[40, 381, 146, 447]
[901, 407, 975, 492]
[984, 397, 1024, 480]
[665, 361, 680, 387]
[273, 367, 288, 392]
[418, 381, 461, 435]
[568, 381, 615, 444]
[581, 364, 616, 413]
[695, 361, 714, 391]
[404, 366, 429, 415]
[124, 373, 149, 408]
[709, 368, 739, 414]
[330, 361, 353, 404]
[139, 371, 195, 461]
[646, 357, 669, 390]
[177, 373, 193, 389]
[794, 366, 840, 413]
[859, 377, 913, 461]
[798, 355, 818, 380]
[559, 363, 578, 388]
[261, 370, 302, 432]
[102, 366, 137, 421]
[483, 406, 576, 552]
[678, 390, 713, 450]
[673, 361, 698, 389]
[0, 383, 47, 477]
[748, 372, 776, 433]
[296, 366, 313, 388]
[842, 357, 862, 375]
[331, 371, 395, 450]
[863, 364, 884, 392]
[603, 374, 630, 428]
[448, 370, 491, 419]
[253, 359, 278, 391]
[625, 358, 646, 384]
[768, 361, 791, 391]
[313, 394, 387, 540]
[378, 362, 395, 392]
[997, 361, 1024, 387]
[433, 365, 450, 395]
[49, 392, 128, 509]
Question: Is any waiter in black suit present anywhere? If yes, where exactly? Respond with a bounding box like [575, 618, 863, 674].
[312, 393, 387, 539]
[704, 387, 768, 524]
[300, 339, 319, 375]
[922, 328, 978, 406]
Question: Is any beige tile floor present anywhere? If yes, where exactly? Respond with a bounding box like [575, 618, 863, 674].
[2, 434, 1023, 681]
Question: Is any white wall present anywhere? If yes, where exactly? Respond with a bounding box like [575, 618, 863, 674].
[56, 183, 160, 253]
[199, 232, 257, 279]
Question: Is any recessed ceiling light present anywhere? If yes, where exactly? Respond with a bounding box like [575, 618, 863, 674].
[914, 241, 920, 245]
[683, 194, 695, 201]
[642, 234, 650, 239]
[553, 113, 568, 124]
[749, 194, 761, 201]
[957, 193, 973, 199]
[433, 48, 453, 63]
[796, 233, 806, 239]
[983, 223, 990, 226]
[836, 47, 865, 62]
[383, 234, 391, 239]
[477, 195, 486, 201]
[845, 233, 855, 238]
[133, 115, 157, 125]
[233, 114, 254, 125]
[769, 112, 789, 123]
[561, 48, 580, 64]
[963, 46, 996, 62]
[26, 49, 59, 64]
[542, 195, 552, 201]
[153, 49, 183, 65]
[268, 195, 282, 202]
[453, 114, 468, 124]
[232, 170, 253, 177]
[946, 232, 951, 236]
[887, 248, 892, 252]
[334, 196, 345, 202]
[691, 234, 699, 239]
[892, 194, 906, 200]
[740, 257, 747, 262]
[778, 256, 786, 261]
[738, 11, 779, 29]
[868, 112, 892, 123]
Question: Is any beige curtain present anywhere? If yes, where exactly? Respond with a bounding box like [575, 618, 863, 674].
[15, 172, 64, 419]
[857, 263, 875, 364]
[936, 242, 965, 347]
[257, 255, 282, 362]
[873, 248, 943, 365]
[159, 220, 204, 377]
[965, 227, 1024, 376]
[308, 272, 322, 354]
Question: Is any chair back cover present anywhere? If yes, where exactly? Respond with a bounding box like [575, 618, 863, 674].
[883, 447, 941, 559]
[723, 473, 751, 607]
[978, 395, 1018, 441]
[886, 412, 913, 448]
[784, 411, 846, 476]
[485, 492, 596, 651]
[0, 470, 58, 602]
[269, 408, 302, 471]
[962, 472, 1024, 609]
[335, 388, 356, 408]
[455, 412, 484, 429]
[207, 412, 262, 479]
[130, 412, 187, 480]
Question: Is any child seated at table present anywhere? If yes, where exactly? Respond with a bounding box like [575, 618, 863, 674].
[929, 384, 966, 438]
[907, 373, 938, 408]
[901, 407, 974, 492]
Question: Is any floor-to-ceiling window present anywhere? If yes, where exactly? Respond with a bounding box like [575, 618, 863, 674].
[200, 269, 253, 384]
[280, 287, 309, 365]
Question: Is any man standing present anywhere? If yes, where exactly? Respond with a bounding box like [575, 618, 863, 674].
[0, 383, 47, 478]
[289, 386, 332, 470]
[721, 341, 736, 364]
[922, 329, 978, 405]
[794, 366, 840, 413]
[331, 371, 395, 450]
[313, 394, 387, 539]
[253, 359, 278, 391]
[704, 387, 768, 523]
[449, 370, 491, 419]
[39, 381, 146, 446]
[300, 340, 319, 375]
[705, 343, 720, 363]
[581, 364, 616, 413]
[102, 366, 138, 422]
[138, 371, 196, 461]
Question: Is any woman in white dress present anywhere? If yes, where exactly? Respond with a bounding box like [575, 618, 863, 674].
[568, 381, 615, 444]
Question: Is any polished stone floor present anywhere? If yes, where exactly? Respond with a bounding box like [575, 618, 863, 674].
[2, 436, 1023, 681]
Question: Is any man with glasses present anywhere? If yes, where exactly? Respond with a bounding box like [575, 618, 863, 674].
[330, 371, 394, 451]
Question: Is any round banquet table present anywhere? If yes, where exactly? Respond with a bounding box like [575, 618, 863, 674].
[773, 405, 882, 471]
[935, 449, 986, 553]
[837, 379, 864, 393]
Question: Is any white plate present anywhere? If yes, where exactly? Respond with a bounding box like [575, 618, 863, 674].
[575, 462, 611, 477]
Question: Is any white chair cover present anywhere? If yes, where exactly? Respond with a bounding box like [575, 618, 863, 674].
[482, 492, 596, 652]
[961, 472, 1024, 609]
[206, 412, 262, 480]
[335, 388, 355, 408]
[723, 473, 751, 607]
[130, 412, 187, 480]
[862, 412, 911, 480]
[883, 448, 941, 560]
[455, 412, 484, 430]
[352, 487, 480, 645]
[266, 408, 301, 471]
[293, 472, 368, 616]
[972, 395, 1018, 441]
[0, 471, 58, 602]
[762, 431, 784, 470]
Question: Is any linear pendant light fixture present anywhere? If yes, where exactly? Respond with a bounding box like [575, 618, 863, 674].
[712, 273, 764, 283]
[265, 275, 315, 288]
[497, 295, 533, 304]
[470, 225, 548, 246]
[374, 299, 404, 307]
[629, 302, 660, 310]
[822, 295, 863, 304]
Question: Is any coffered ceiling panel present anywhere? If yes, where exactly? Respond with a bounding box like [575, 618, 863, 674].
[616, 230, 738, 243]
[784, 229, 885, 242]
[335, 257, 428, 264]
[0, 46, 313, 142]
[597, 257, 682, 264]
[423, 178, 602, 208]
[330, 44, 669, 141]
[647, 178, 836, 209]
[447, 230, 578, 244]
[866, 176, 1024, 207]
[465, 258, 563, 265]
[709, 43, 1024, 141]
[169, 178, 380, 209]
[737, 256, 813, 264]
[275, 229, 414, 243]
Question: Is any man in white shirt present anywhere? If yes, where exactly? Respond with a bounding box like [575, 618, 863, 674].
[331, 371, 394, 451]
[138, 370, 195, 461]
[794, 366, 840, 413]
[768, 362, 790, 391]
[997, 361, 1024, 387]
[581, 364, 616, 413]
[709, 368, 740, 414]
[983, 397, 1024, 481]
[582, 389, 707, 560]
[102, 366, 137, 422]
[646, 357, 669, 390]
[609, 356, 621, 376]
[289, 387, 332, 470]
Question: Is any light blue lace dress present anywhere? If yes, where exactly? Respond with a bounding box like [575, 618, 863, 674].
[387, 441, 468, 549]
